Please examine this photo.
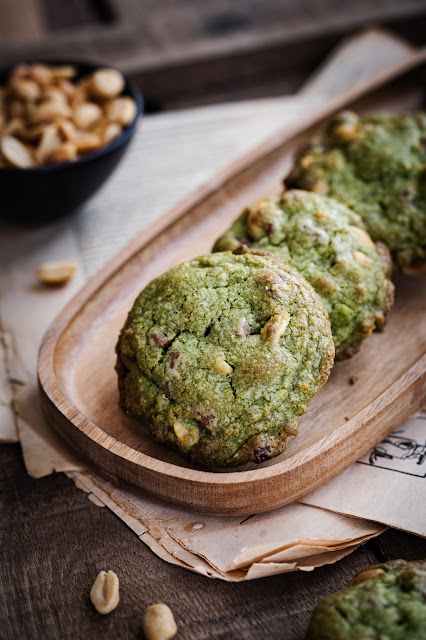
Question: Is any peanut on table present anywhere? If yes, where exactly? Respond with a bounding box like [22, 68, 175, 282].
[35, 260, 77, 286]
[142, 604, 178, 640]
[90, 570, 120, 615]
[0, 64, 137, 168]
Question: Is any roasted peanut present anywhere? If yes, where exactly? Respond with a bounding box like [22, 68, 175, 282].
[332, 123, 363, 142]
[173, 421, 199, 447]
[56, 78, 76, 99]
[351, 567, 385, 585]
[36, 260, 77, 285]
[27, 63, 53, 86]
[49, 65, 76, 79]
[103, 122, 122, 144]
[90, 570, 120, 615]
[348, 225, 375, 249]
[300, 154, 315, 169]
[142, 604, 177, 640]
[90, 68, 125, 100]
[57, 118, 78, 141]
[9, 64, 29, 80]
[42, 87, 69, 106]
[261, 312, 290, 342]
[9, 78, 41, 101]
[106, 97, 136, 126]
[71, 86, 89, 109]
[0, 63, 135, 168]
[35, 124, 62, 164]
[30, 99, 72, 124]
[1, 135, 33, 168]
[215, 358, 233, 374]
[73, 131, 102, 154]
[73, 102, 103, 129]
[311, 180, 329, 195]
[353, 250, 369, 267]
[46, 141, 77, 164]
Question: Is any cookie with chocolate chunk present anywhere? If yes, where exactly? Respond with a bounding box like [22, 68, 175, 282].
[116, 251, 334, 467]
[306, 559, 426, 640]
[285, 111, 426, 272]
[213, 190, 394, 359]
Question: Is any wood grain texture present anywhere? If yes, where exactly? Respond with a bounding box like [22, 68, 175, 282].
[0, 3, 425, 109]
[0, 0, 44, 44]
[1, 0, 423, 65]
[2, 445, 426, 640]
[38, 54, 426, 517]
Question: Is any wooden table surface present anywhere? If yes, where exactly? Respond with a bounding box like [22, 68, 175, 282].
[1, 27, 426, 639]
[2, 444, 426, 639]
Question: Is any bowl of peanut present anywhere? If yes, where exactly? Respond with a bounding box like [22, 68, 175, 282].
[0, 61, 143, 222]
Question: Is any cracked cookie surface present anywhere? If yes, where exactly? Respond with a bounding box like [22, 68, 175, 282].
[213, 190, 394, 359]
[306, 559, 426, 640]
[116, 251, 334, 467]
[285, 111, 426, 272]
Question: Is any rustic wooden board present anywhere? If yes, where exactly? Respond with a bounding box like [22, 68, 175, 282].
[4, 444, 426, 640]
[0, 2, 426, 109]
[38, 53, 426, 516]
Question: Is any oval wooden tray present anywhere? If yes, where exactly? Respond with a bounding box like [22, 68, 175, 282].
[39, 54, 426, 516]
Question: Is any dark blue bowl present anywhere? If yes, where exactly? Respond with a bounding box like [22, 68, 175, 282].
[0, 61, 143, 224]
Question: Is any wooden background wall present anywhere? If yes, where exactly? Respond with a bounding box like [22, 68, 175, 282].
[1, 1, 426, 109]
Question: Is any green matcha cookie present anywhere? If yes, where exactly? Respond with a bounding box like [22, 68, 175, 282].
[213, 190, 394, 359]
[116, 251, 334, 467]
[285, 111, 426, 272]
[306, 559, 426, 640]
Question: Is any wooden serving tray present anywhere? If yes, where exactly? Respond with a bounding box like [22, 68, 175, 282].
[39, 54, 426, 516]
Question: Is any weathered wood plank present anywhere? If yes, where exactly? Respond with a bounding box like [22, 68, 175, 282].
[3, 444, 426, 640]
[0, 2, 424, 110]
[0, 0, 44, 44]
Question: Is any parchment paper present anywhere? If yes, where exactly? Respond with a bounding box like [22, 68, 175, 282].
[301, 414, 426, 537]
[0, 29, 422, 580]
[67, 470, 384, 581]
